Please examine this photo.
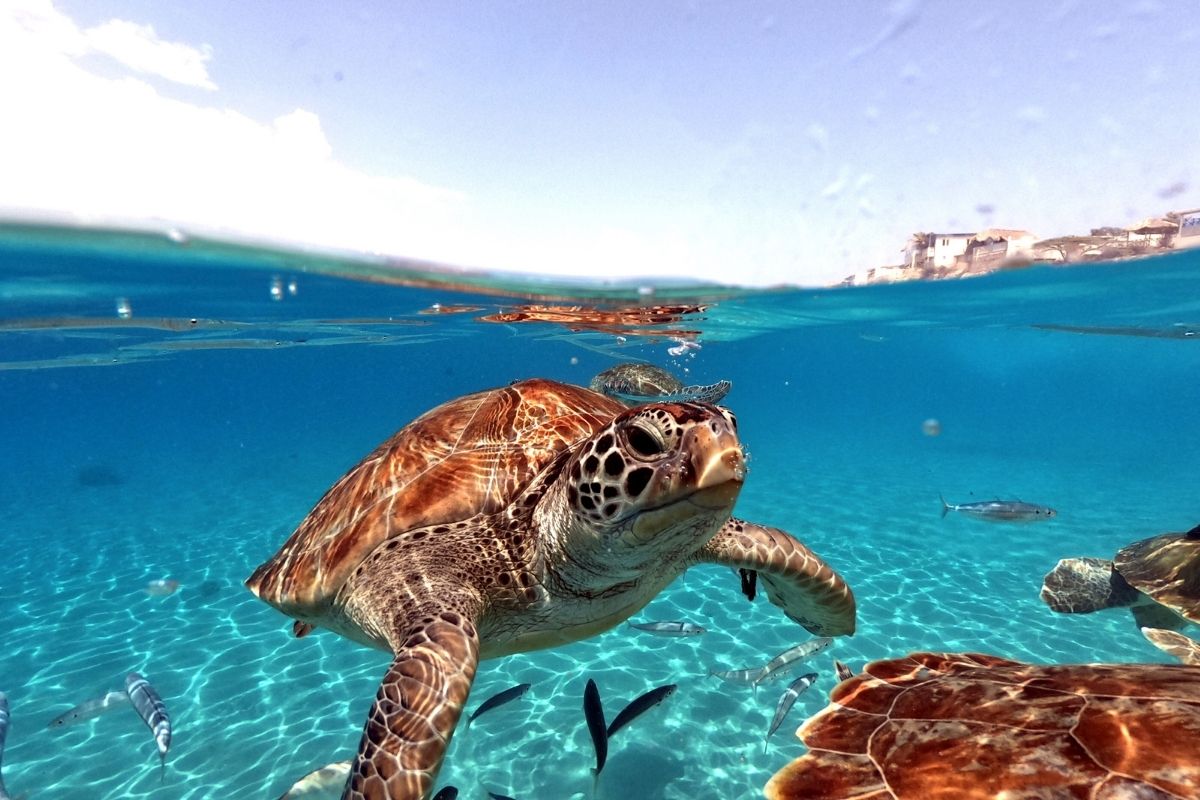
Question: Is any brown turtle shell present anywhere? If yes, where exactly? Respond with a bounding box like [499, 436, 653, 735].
[246, 379, 624, 618]
[590, 363, 683, 397]
[1114, 524, 1200, 624]
[765, 651, 1200, 800]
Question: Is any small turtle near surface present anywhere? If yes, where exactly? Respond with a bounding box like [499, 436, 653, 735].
[246, 378, 854, 800]
[590, 362, 731, 406]
[765, 648, 1200, 800]
[1040, 521, 1200, 630]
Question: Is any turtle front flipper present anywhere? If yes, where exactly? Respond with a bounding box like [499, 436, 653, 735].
[694, 518, 855, 637]
[343, 609, 480, 800]
[670, 380, 732, 405]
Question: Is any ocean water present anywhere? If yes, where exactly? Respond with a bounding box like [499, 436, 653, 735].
[0, 224, 1197, 800]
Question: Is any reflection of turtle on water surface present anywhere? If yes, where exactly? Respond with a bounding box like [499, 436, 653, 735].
[246, 378, 853, 800]
[590, 362, 732, 406]
[1040, 522, 1200, 630]
[765, 649, 1200, 800]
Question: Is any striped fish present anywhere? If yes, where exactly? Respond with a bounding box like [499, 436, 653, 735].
[125, 673, 171, 781]
[764, 673, 818, 751]
[0, 691, 10, 800]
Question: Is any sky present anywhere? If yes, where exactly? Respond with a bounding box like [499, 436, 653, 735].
[1, 0, 1197, 287]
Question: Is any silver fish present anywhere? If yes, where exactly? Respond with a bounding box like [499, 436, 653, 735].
[709, 638, 832, 694]
[277, 760, 351, 799]
[753, 638, 833, 687]
[764, 672, 818, 750]
[47, 690, 128, 728]
[708, 665, 767, 685]
[0, 690, 10, 800]
[627, 620, 706, 636]
[940, 494, 1056, 522]
[125, 673, 171, 781]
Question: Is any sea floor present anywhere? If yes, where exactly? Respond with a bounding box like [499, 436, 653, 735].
[0, 420, 1191, 800]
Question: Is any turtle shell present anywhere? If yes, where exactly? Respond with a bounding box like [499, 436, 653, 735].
[1114, 524, 1200, 624]
[246, 378, 624, 618]
[590, 363, 683, 398]
[765, 651, 1200, 800]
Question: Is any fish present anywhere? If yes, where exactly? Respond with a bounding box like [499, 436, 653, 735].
[47, 689, 129, 728]
[709, 665, 768, 686]
[764, 673, 819, 751]
[939, 494, 1056, 522]
[754, 638, 833, 687]
[465, 683, 531, 730]
[125, 673, 171, 781]
[432, 788, 460, 800]
[276, 760, 351, 799]
[485, 792, 515, 800]
[709, 638, 832, 695]
[0, 691, 10, 800]
[583, 679, 607, 786]
[834, 660, 855, 682]
[626, 620, 706, 636]
[606, 684, 676, 739]
[144, 579, 180, 596]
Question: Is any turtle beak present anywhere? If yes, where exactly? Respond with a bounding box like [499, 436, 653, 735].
[686, 415, 745, 509]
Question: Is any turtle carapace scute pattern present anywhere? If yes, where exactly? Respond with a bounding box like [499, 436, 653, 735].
[246, 378, 854, 800]
[765, 651, 1200, 800]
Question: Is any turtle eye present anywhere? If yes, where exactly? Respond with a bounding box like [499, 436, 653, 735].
[626, 422, 665, 459]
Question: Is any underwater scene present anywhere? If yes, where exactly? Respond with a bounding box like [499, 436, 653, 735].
[0, 225, 1198, 800]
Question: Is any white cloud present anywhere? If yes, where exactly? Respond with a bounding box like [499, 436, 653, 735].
[0, 1, 474, 270]
[84, 18, 217, 91]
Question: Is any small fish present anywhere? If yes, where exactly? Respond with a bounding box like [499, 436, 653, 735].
[627, 620, 706, 636]
[277, 760, 351, 799]
[754, 638, 834, 687]
[939, 494, 1056, 522]
[485, 792, 515, 800]
[709, 665, 768, 685]
[764, 673, 818, 751]
[1, 690, 10, 800]
[432, 788, 459, 800]
[466, 683, 531, 730]
[834, 660, 855, 682]
[125, 673, 171, 781]
[606, 684, 676, 739]
[292, 620, 314, 638]
[144, 579, 180, 596]
[47, 689, 129, 728]
[583, 679, 607, 786]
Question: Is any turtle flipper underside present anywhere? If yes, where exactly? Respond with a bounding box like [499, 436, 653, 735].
[694, 518, 856, 637]
[342, 612, 480, 800]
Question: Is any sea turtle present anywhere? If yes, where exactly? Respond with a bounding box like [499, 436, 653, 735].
[590, 363, 731, 406]
[1040, 522, 1200, 630]
[246, 378, 854, 800]
[764, 650, 1200, 800]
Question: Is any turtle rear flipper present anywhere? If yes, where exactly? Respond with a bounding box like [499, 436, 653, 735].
[694, 518, 855, 637]
[1141, 627, 1200, 665]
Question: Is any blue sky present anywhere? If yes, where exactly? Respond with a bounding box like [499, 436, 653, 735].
[2, 1, 1197, 285]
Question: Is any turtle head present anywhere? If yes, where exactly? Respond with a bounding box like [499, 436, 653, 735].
[558, 402, 744, 570]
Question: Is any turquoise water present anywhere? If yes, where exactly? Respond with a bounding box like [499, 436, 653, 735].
[0, 225, 1197, 799]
